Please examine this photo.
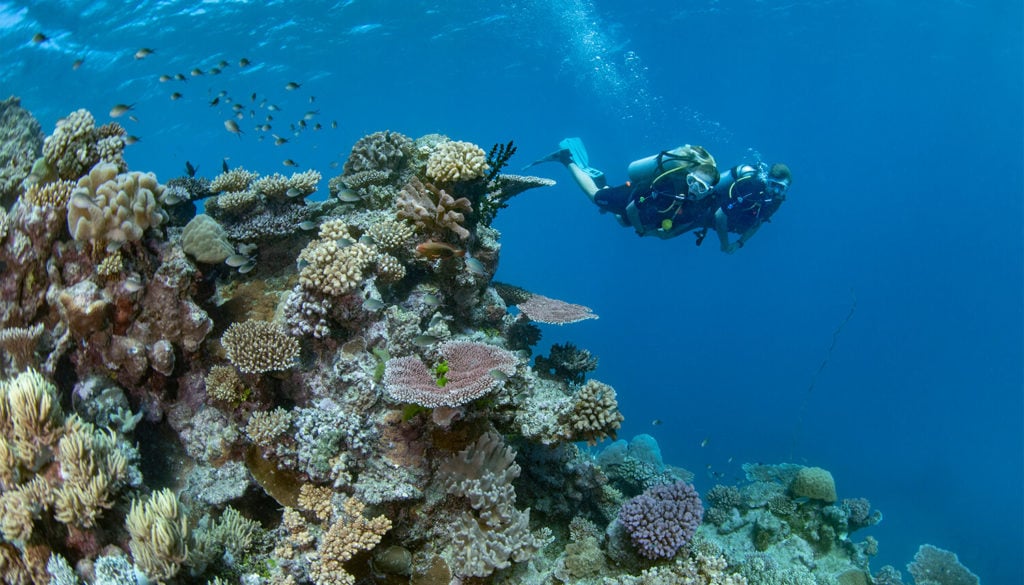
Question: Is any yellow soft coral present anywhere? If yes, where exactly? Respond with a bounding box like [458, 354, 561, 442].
[126, 488, 189, 583]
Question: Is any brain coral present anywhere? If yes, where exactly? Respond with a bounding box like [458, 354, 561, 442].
[789, 466, 837, 502]
[425, 140, 489, 184]
[618, 480, 704, 560]
[67, 163, 167, 249]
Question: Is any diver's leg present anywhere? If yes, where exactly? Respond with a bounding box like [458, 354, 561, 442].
[566, 161, 602, 201]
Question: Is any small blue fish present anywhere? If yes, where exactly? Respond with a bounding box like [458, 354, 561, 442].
[363, 298, 386, 311]
[299, 221, 317, 231]
[464, 257, 486, 276]
[422, 293, 441, 307]
[225, 254, 251, 267]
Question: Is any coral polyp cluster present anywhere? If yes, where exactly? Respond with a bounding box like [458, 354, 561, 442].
[0, 104, 974, 585]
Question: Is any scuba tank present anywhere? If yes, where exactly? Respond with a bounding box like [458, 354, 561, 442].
[627, 145, 717, 191]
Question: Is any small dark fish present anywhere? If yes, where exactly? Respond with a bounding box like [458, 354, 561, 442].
[268, 104, 281, 111]
[109, 103, 135, 118]
[31, 32, 48, 43]
[224, 120, 243, 135]
[161, 191, 183, 205]
[259, 99, 268, 108]
[124, 135, 140, 145]
[700, 437, 710, 448]
[249, 109, 255, 119]
[314, 123, 322, 131]
[274, 136, 288, 146]
[260, 124, 272, 132]
[265, 114, 273, 121]
[128, 115, 139, 123]
[297, 120, 307, 129]
[303, 110, 319, 120]
[159, 74, 172, 82]
[72, 58, 84, 70]
[651, 419, 663, 426]
[283, 159, 298, 167]
[134, 47, 155, 60]
[217, 90, 228, 97]
[174, 73, 187, 81]
[336, 189, 361, 202]
[422, 293, 441, 307]
[331, 120, 338, 129]
[190, 68, 203, 76]
[185, 161, 197, 177]
[209, 97, 220, 107]
[489, 369, 510, 382]
[334, 237, 354, 248]
[209, 67, 222, 75]
[222, 159, 230, 173]
[329, 161, 340, 168]
[358, 235, 375, 246]
[412, 334, 439, 347]
[232, 103, 244, 112]
[218, 60, 229, 68]
[309, 95, 316, 103]
[170, 92, 183, 100]
[238, 57, 251, 67]
[250, 92, 257, 102]
[234, 112, 245, 121]
[285, 81, 301, 91]
[515, 349, 531, 360]
[225, 254, 250, 267]
[123, 276, 145, 293]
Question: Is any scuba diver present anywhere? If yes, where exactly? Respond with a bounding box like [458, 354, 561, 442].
[713, 162, 792, 254]
[527, 137, 721, 242]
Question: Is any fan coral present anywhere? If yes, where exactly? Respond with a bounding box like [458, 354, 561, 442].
[518, 293, 599, 324]
[618, 480, 704, 560]
[343, 130, 412, 175]
[789, 466, 837, 503]
[126, 488, 189, 582]
[181, 214, 235, 264]
[396, 177, 472, 240]
[66, 163, 167, 249]
[382, 341, 518, 408]
[561, 379, 624, 445]
[425, 140, 489, 183]
[221, 320, 300, 374]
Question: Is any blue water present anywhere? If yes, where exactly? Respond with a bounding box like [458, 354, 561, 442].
[3, 0, 1021, 582]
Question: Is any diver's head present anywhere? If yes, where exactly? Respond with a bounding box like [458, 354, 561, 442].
[766, 163, 792, 198]
[686, 163, 719, 199]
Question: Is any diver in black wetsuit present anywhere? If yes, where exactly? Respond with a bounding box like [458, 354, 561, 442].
[528, 137, 721, 241]
[712, 162, 791, 253]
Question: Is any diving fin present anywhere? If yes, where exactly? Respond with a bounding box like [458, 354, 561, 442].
[523, 148, 571, 170]
[523, 137, 605, 186]
[559, 137, 590, 168]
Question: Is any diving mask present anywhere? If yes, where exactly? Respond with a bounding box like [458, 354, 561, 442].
[765, 178, 789, 198]
[686, 174, 713, 199]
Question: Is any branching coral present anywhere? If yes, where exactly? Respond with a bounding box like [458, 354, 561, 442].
[204, 365, 245, 403]
[308, 497, 391, 585]
[67, 163, 167, 250]
[22, 179, 76, 209]
[395, 176, 472, 240]
[221, 320, 300, 374]
[561, 379, 624, 445]
[343, 130, 412, 175]
[366, 218, 415, 252]
[425, 140, 489, 184]
[618, 480, 704, 560]
[298, 240, 376, 297]
[210, 168, 258, 193]
[126, 488, 189, 582]
[41, 109, 125, 181]
[382, 341, 518, 408]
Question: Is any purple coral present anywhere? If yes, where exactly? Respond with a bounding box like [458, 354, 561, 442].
[618, 480, 703, 560]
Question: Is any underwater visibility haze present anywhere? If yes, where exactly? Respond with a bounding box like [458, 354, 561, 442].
[0, 0, 1020, 584]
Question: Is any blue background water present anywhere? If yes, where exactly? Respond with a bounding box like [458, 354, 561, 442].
[2, 0, 1021, 582]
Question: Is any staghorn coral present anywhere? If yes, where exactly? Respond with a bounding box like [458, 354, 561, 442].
[382, 341, 518, 408]
[561, 378, 624, 445]
[425, 140, 489, 184]
[22, 179, 75, 209]
[618, 480, 704, 560]
[439, 432, 542, 578]
[205, 365, 246, 403]
[298, 240, 376, 297]
[396, 176, 472, 240]
[221, 320, 300, 374]
[66, 163, 167, 250]
[126, 488, 189, 582]
[343, 130, 412, 175]
[308, 497, 391, 585]
[210, 168, 258, 193]
[518, 293, 599, 324]
[289, 169, 321, 196]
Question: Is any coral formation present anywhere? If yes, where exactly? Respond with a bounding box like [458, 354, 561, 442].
[67, 163, 167, 250]
[518, 292, 599, 324]
[126, 488, 189, 582]
[396, 176, 473, 240]
[382, 341, 518, 408]
[561, 378, 624, 445]
[0, 97, 42, 207]
[181, 214, 235, 263]
[907, 544, 979, 585]
[790, 466, 838, 502]
[618, 480, 704, 559]
[221, 320, 300, 373]
[342, 130, 412, 175]
[425, 140, 489, 184]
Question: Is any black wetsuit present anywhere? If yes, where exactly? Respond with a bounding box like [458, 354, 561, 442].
[594, 180, 716, 235]
[715, 167, 784, 233]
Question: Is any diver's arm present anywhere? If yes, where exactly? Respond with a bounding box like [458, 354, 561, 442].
[715, 208, 735, 253]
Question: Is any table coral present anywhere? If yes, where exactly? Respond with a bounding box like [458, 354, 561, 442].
[382, 340, 518, 408]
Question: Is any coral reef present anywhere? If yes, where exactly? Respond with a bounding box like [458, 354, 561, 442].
[0, 97, 42, 208]
[907, 544, 979, 585]
[221, 320, 300, 374]
[617, 480, 704, 559]
[67, 163, 167, 251]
